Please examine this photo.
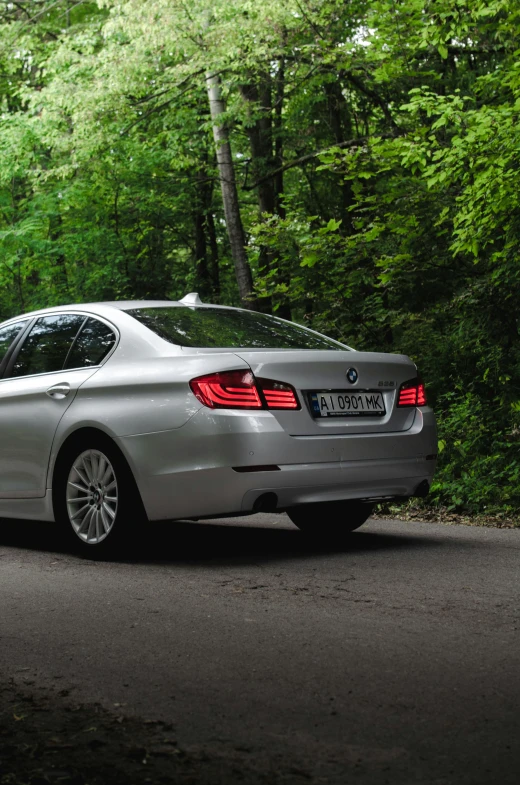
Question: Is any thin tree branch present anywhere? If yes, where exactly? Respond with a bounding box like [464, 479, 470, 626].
[242, 133, 398, 191]
[53, 0, 89, 24]
[8, 2, 33, 20]
[15, 0, 72, 29]
[120, 80, 205, 136]
[127, 67, 231, 107]
[294, 0, 323, 40]
[414, 45, 508, 58]
[341, 71, 399, 130]
[6, 0, 88, 48]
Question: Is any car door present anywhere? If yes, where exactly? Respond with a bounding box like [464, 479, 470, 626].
[0, 313, 115, 498]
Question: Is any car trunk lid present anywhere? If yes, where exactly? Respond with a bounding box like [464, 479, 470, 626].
[233, 349, 419, 436]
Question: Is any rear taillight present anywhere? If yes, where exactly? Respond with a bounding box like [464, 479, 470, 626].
[397, 378, 427, 407]
[258, 378, 300, 410]
[190, 371, 300, 410]
[190, 370, 262, 409]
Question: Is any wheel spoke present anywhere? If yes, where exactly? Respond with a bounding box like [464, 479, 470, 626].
[100, 506, 110, 533]
[68, 480, 89, 494]
[90, 452, 99, 482]
[103, 501, 116, 519]
[74, 465, 90, 487]
[96, 455, 107, 484]
[81, 455, 93, 483]
[104, 495, 118, 503]
[87, 510, 97, 542]
[95, 510, 103, 541]
[71, 502, 90, 521]
[101, 465, 113, 486]
[105, 479, 117, 492]
[78, 506, 94, 534]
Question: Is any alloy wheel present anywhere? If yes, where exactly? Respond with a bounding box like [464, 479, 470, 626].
[66, 449, 118, 544]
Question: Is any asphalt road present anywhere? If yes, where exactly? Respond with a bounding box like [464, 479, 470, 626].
[1, 514, 519, 784]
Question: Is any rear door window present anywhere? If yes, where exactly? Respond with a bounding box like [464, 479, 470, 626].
[125, 307, 345, 350]
[65, 318, 116, 369]
[0, 320, 28, 365]
[9, 314, 85, 378]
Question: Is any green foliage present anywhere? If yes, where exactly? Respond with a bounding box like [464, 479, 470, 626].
[432, 393, 520, 514]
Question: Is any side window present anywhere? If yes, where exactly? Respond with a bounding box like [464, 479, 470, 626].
[10, 314, 85, 378]
[0, 321, 28, 364]
[65, 318, 116, 369]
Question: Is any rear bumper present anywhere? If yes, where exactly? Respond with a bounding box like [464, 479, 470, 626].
[117, 407, 437, 521]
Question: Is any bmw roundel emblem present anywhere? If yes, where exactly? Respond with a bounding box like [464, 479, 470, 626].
[346, 367, 358, 384]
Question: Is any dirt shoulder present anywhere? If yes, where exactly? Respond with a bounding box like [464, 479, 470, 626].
[375, 503, 520, 529]
[0, 680, 310, 785]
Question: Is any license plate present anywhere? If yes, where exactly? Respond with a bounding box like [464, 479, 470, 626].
[309, 391, 386, 418]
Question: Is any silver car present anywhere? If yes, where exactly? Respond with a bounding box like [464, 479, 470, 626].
[0, 295, 437, 554]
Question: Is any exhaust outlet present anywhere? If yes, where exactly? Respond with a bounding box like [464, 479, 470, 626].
[252, 492, 278, 513]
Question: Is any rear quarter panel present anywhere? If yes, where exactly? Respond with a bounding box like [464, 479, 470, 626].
[46, 352, 250, 487]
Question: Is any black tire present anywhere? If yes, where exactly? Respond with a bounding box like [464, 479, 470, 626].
[53, 433, 146, 558]
[287, 500, 374, 535]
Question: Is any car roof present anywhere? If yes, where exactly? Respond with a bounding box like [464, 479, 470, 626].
[4, 299, 233, 321]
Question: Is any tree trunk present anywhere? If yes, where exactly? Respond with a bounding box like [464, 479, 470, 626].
[240, 71, 291, 319]
[274, 54, 286, 219]
[194, 169, 220, 301]
[205, 207, 220, 300]
[205, 72, 255, 309]
[324, 81, 354, 233]
[240, 79, 276, 216]
[49, 212, 69, 300]
[194, 207, 210, 298]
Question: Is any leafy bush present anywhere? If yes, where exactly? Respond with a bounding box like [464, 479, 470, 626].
[430, 393, 520, 515]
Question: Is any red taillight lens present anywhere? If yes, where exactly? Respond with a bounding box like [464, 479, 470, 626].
[190, 370, 262, 409]
[417, 382, 427, 406]
[190, 371, 300, 410]
[258, 378, 300, 410]
[397, 378, 427, 408]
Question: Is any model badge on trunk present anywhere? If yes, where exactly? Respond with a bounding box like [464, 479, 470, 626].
[346, 368, 358, 384]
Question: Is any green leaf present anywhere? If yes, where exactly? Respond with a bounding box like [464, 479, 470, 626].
[326, 218, 342, 232]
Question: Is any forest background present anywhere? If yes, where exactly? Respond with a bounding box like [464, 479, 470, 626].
[0, 0, 519, 516]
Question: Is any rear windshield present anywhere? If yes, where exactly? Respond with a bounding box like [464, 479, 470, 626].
[125, 307, 345, 350]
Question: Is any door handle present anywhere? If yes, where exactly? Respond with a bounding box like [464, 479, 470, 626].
[46, 383, 71, 400]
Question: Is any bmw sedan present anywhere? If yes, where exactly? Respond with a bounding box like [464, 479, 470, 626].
[0, 295, 437, 554]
